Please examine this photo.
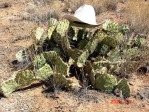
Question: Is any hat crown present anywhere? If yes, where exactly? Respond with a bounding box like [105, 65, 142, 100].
[74, 5, 97, 24]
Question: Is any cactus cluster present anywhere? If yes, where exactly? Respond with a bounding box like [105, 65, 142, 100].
[0, 18, 148, 98]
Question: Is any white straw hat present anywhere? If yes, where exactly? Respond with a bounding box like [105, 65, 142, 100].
[63, 4, 104, 27]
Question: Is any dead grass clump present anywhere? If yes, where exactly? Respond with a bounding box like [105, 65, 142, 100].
[125, 1, 149, 35]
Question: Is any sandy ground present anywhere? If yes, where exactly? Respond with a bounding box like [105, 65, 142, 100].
[0, 0, 149, 112]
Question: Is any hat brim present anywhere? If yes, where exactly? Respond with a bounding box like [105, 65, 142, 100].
[63, 14, 104, 27]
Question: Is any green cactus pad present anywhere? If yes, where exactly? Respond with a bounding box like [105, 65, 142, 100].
[78, 39, 89, 49]
[103, 20, 119, 33]
[52, 19, 70, 49]
[84, 30, 107, 54]
[0, 79, 18, 97]
[48, 26, 56, 40]
[15, 70, 36, 87]
[107, 48, 121, 61]
[0, 70, 36, 96]
[77, 50, 89, 67]
[43, 51, 69, 76]
[85, 39, 100, 54]
[93, 30, 107, 41]
[114, 78, 130, 98]
[95, 73, 117, 92]
[56, 19, 70, 37]
[49, 18, 58, 26]
[102, 32, 123, 47]
[98, 44, 110, 56]
[47, 18, 58, 40]
[67, 48, 83, 61]
[84, 61, 95, 86]
[33, 54, 46, 69]
[115, 32, 123, 42]
[34, 27, 47, 42]
[36, 64, 53, 80]
[53, 73, 72, 87]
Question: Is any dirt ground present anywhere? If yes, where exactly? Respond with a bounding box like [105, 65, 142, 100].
[0, 0, 149, 112]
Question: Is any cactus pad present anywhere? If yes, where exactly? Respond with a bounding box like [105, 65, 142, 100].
[0, 79, 18, 97]
[49, 18, 58, 26]
[114, 78, 130, 98]
[15, 70, 36, 87]
[43, 51, 69, 76]
[95, 73, 117, 92]
[33, 54, 46, 69]
[34, 27, 47, 42]
[36, 64, 53, 80]
[77, 50, 89, 67]
[103, 20, 119, 33]
[56, 19, 70, 37]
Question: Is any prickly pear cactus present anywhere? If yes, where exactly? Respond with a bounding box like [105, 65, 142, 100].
[0, 17, 148, 97]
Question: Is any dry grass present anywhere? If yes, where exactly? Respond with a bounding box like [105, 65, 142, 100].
[49, 1, 67, 19]
[125, 1, 149, 35]
[34, 0, 121, 21]
[64, 0, 85, 13]
[64, 0, 120, 15]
